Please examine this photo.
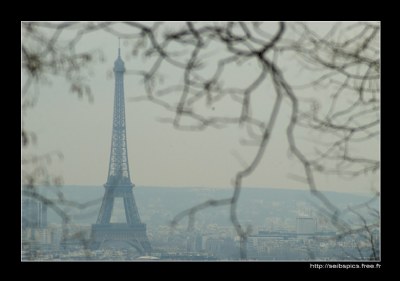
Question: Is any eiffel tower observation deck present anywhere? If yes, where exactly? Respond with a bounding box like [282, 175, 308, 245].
[91, 42, 151, 254]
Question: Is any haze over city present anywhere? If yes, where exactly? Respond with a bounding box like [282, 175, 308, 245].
[22, 21, 380, 262]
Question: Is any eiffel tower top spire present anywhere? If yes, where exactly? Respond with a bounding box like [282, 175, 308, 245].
[114, 38, 125, 73]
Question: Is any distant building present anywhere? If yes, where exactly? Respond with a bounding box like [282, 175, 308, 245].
[296, 217, 316, 235]
[247, 229, 338, 260]
[186, 233, 203, 252]
[195, 234, 203, 252]
[22, 197, 47, 229]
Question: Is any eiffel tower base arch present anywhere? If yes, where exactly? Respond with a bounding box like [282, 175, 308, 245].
[90, 223, 151, 255]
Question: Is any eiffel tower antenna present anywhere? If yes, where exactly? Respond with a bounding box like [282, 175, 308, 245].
[118, 37, 121, 56]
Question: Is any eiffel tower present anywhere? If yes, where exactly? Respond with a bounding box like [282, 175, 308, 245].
[90, 43, 151, 254]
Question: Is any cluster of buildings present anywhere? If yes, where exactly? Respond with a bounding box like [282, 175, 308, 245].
[22, 198, 377, 261]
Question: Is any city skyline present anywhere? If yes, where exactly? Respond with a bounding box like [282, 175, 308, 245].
[22, 185, 380, 261]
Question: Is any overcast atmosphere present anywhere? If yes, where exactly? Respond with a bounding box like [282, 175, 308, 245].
[21, 21, 381, 263]
[22, 22, 380, 194]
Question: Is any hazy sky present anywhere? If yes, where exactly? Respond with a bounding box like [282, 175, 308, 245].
[22, 22, 380, 195]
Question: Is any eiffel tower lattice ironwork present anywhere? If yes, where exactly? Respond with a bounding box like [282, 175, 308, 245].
[90, 45, 151, 254]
